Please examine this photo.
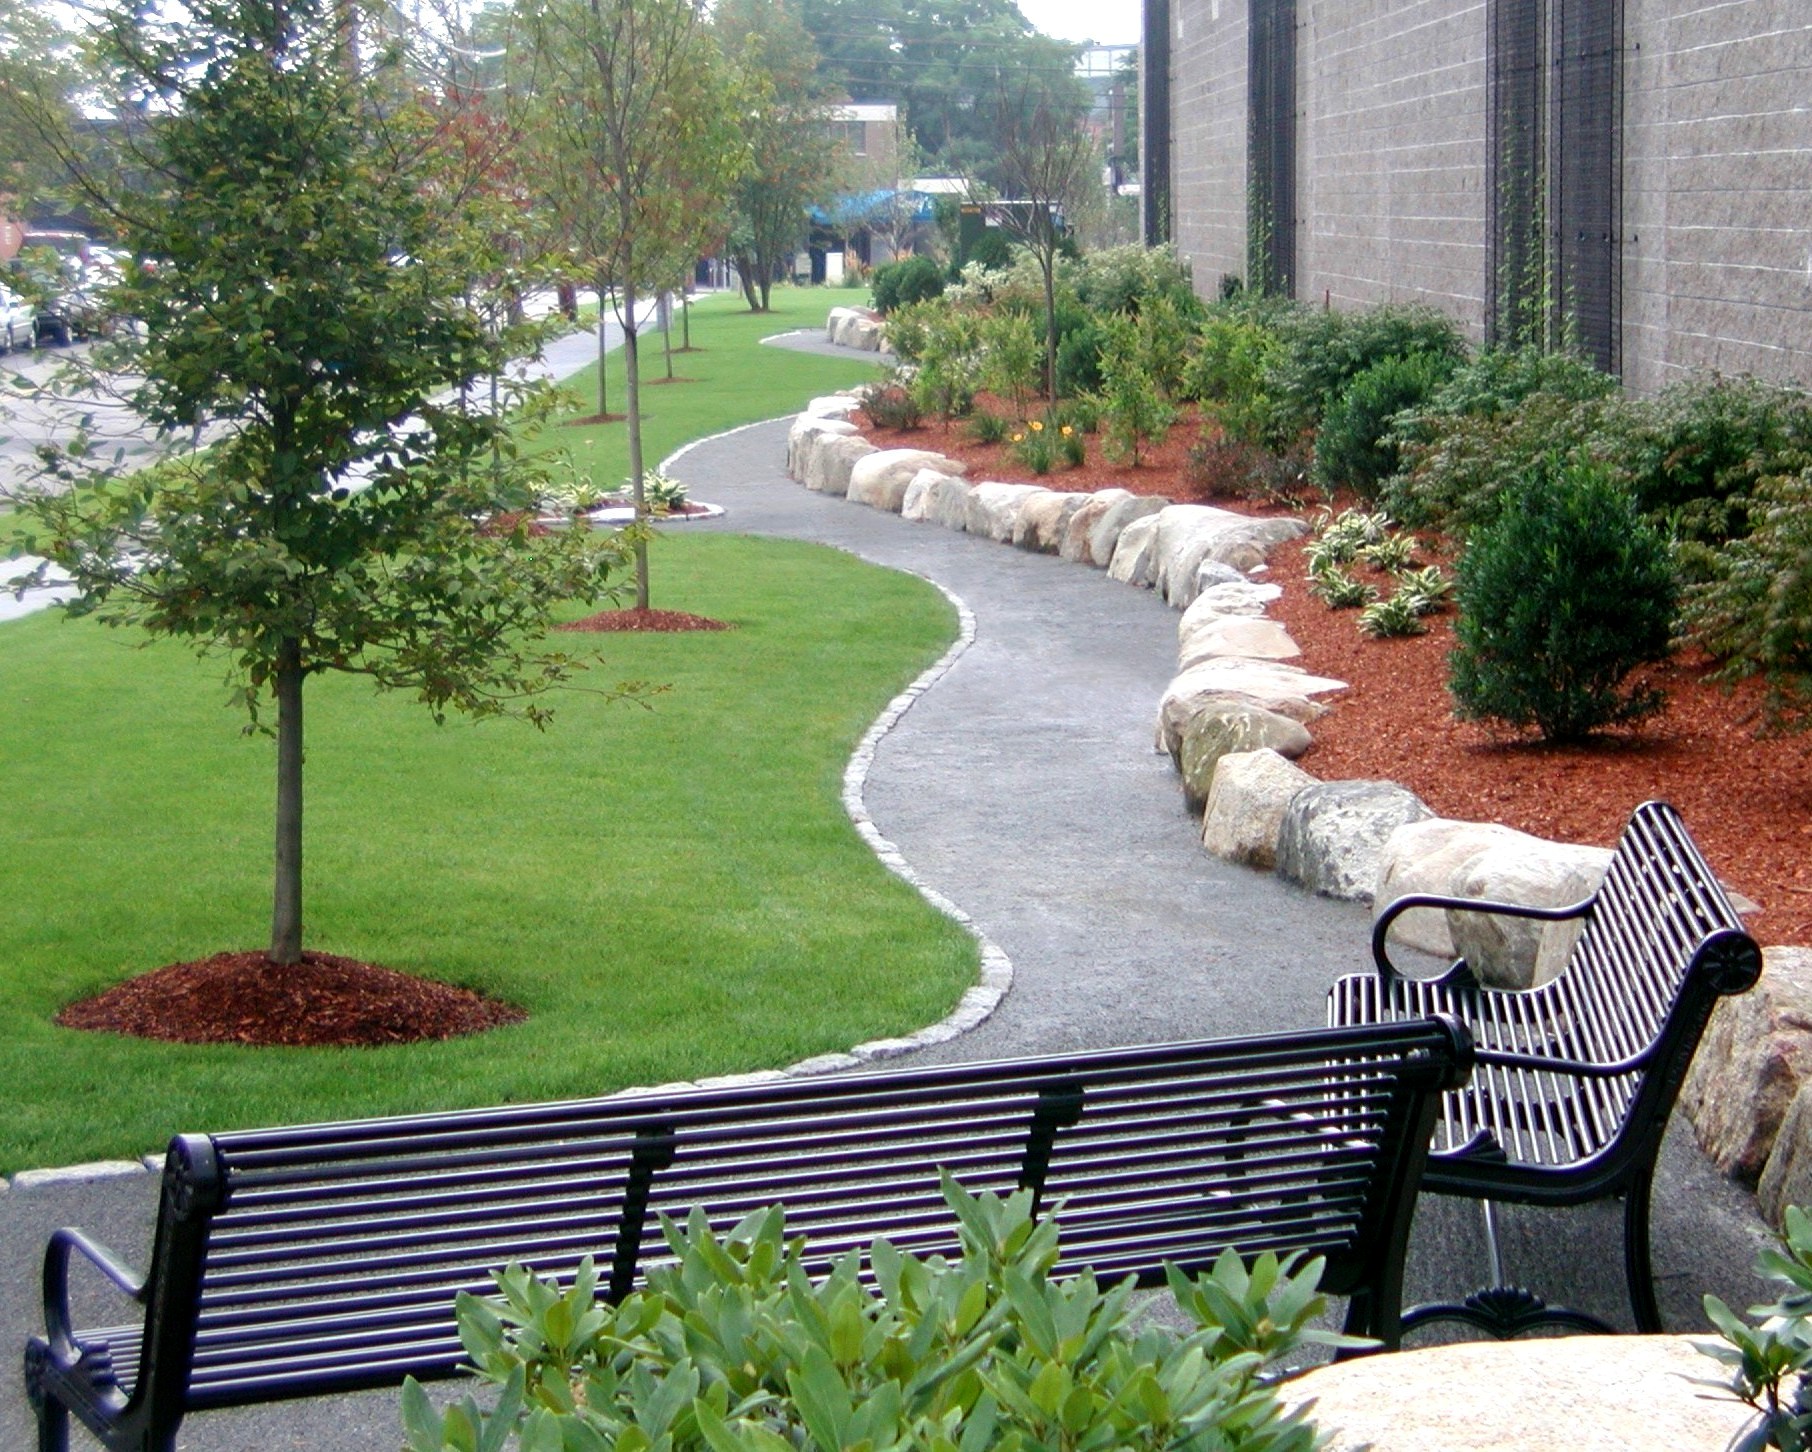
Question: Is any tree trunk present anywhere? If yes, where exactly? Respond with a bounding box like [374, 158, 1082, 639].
[1041, 250, 1058, 402]
[595, 281, 611, 418]
[681, 292, 691, 350]
[624, 279, 649, 610]
[269, 637, 305, 966]
[661, 291, 674, 379]
[736, 255, 759, 310]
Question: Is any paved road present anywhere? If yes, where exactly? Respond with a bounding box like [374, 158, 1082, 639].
[0, 338, 1776, 1448]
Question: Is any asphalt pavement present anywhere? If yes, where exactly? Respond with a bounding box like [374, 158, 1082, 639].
[0, 325, 1778, 1449]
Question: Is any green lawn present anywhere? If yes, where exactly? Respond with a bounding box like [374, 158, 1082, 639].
[547, 285, 882, 496]
[0, 344, 972, 1170]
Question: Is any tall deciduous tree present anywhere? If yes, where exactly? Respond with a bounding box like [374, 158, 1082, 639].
[517, 0, 746, 607]
[8, 0, 629, 970]
[715, 0, 840, 313]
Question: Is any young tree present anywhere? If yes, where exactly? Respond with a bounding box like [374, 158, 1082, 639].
[517, 0, 746, 607]
[982, 65, 1099, 399]
[8, 0, 630, 970]
[716, 0, 841, 312]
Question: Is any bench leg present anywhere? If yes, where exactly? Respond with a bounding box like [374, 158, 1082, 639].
[34, 1398, 68, 1452]
[1623, 1175, 1663, 1333]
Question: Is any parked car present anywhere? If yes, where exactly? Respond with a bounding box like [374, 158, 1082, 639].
[0, 281, 35, 352]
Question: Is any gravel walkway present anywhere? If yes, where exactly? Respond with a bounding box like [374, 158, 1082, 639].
[0, 332, 1774, 1450]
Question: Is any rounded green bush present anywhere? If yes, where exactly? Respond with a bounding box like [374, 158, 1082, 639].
[869, 255, 945, 315]
[1449, 462, 1677, 742]
[1311, 351, 1456, 500]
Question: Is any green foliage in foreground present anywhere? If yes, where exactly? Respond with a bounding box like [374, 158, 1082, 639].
[1699, 1205, 1812, 1451]
[0, 533, 974, 1170]
[404, 1175, 1350, 1452]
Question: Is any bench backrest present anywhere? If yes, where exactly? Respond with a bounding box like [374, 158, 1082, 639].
[134, 1017, 1470, 1415]
[1436, 800, 1762, 1174]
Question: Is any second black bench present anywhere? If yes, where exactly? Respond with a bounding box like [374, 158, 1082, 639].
[28, 1016, 1472, 1452]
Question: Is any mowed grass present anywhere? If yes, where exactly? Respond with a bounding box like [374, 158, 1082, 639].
[0, 532, 975, 1171]
[546, 285, 882, 486]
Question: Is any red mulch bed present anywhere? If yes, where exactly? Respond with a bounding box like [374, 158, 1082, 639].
[57, 951, 525, 1047]
[854, 404, 1812, 946]
[558, 607, 731, 632]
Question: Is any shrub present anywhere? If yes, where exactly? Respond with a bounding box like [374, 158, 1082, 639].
[1185, 434, 1311, 505]
[1069, 242, 1199, 317]
[1310, 568, 1377, 609]
[859, 377, 923, 431]
[1010, 417, 1055, 474]
[1698, 1203, 1812, 1452]
[966, 408, 1011, 445]
[1681, 458, 1812, 732]
[1448, 461, 1677, 742]
[1054, 310, 1106, 396]
[1392, 564, 1452, 615]
[869, 254, 945, 315]
[979, 307, 1042, 417]
[1097, 313, 1177, 465]
[1358, 592, 1427, 638]
[400, 1176, 1349, 1452]
[895, 299, 981, 425]
[1057, 419, 1086, 467]
[1268, 303, 1467, 437]
[1050, 395, 1100, 434]
[1185, 305, 1289, 447]
[967, 226, 1016, 272]
[1311, 350, 1458, 500]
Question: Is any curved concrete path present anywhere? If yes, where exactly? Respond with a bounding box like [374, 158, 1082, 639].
[0, 353, 1773, 1449]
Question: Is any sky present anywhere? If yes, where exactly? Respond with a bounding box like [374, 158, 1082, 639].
[1016, 0, 1140, 48]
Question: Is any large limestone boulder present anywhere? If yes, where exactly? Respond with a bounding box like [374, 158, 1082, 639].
[1446, 837, 1614, 989]
[1684, 946, 1812, 1183]
[1202, 749, 1319, 870]
[826, 307, 886, 350]
[1277, 780, 1433, 903]
[805, 434, 876, 496]
[900, 469, 963, 523]
[787, 415, 857, 480]
[1150, 508, 1310, 609]
[1156, 660, 1345, 758]
[965, 482, 1050, 542]
[1013, 491, 1093, 553]
[1089, 494, 1170, 570]
[925, 474, 976, 530]
[1177, 703, 1312, 811]
[1372, 818, 1544, 961]
[1176, 615, 1300, 672]
[1105, 513, 1164, 586]
[1150, 505, 1242, 602]
[1761, 1079, 1812, 1227]
[804, 393, 861, 420]
[1059, 489, 1134, 564]
[1284, 1334, 1750, 1452]
[1179, 581, 1283, 631]
[848, 449, 966, 513]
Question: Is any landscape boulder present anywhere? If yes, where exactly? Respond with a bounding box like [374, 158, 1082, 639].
[804, 433, 877, 496]
[826, 307, 887, 351]
[787, 415, 857, 481]
[1150, 508, 1309, 609]
[1177, 704, 1312, 811]
[900, 469, 965, 523]
[1089, 495, 1169, 570]
[1445, 836, 1614, 989]
[1013, 491, 1093, 553]
[1277, 780, 1433, 903]
[848, 449, 966, 513]
[1760, 1079, 1812, 1228]
[1149, 506, 1242, 603]
[1155, 659, 1344, 758]
[1175, 614, 1300, 672]
[1372, 818, 1547, 962]
[804, 393, 860, 420]
[1059, 489, 1134, 564]
[965, 482, 1050, 541]
[1684, 946, 1812, 1183]
[924, 474, 976, 530]
[1105, 513, 1164, 586]
[1201, 749, 1319, 870]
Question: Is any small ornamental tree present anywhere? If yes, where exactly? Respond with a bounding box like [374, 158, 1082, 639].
[8, 0, 631, 971]
[1448, 461, 1677, 743]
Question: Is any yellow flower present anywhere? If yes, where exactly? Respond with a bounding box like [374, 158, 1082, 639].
[1060, 425, 1073, 437]
[1011, 433, 1024, 444]
[1029, 419, 1044, 432]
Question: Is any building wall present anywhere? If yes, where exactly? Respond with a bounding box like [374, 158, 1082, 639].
[1622, 0, 1812, 392]
[1297, 1, 1488, 338]
[1164, 0, 1812, 391]
[1169, 0, 1248, 291]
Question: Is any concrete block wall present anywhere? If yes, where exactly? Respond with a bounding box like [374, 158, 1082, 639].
[1622, 0, 1812, 393]
[1165, 0, 1812, 392]
[1169, 0, 1249, 290]
[1297, 0, 1488, 338]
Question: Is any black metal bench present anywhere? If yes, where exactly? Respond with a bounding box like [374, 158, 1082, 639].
[27, 1017, 1472, 1452]
[1329, 799, 1762, 1337]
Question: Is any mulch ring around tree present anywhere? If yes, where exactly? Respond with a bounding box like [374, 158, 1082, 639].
[56, 951, 526, 1047]
[558, 608, 732, 632]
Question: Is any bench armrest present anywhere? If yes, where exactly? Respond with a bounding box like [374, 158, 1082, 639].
[1371, 891, 1594, 983]
[42, 1228, 147, 1358]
